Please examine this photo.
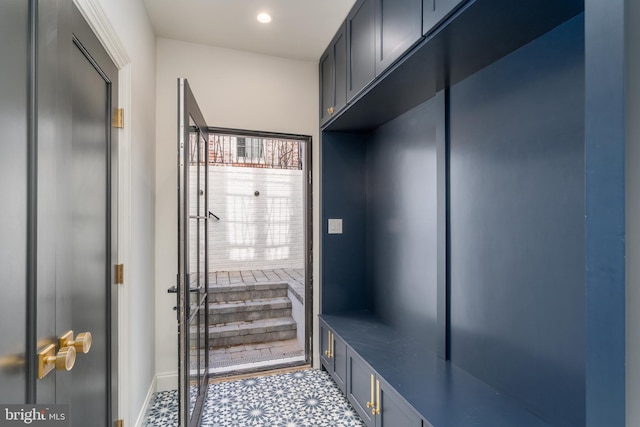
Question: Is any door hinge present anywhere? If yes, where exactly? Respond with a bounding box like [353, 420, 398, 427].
[114, 420, 124, 427]
[115, 264, 124, 285]
[308, 170, 312, 185]
[113, 108, 124, 128]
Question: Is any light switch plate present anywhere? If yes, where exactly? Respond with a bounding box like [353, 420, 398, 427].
[328, 218, 343, 234]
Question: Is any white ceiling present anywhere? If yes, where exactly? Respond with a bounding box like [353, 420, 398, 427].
[142, 0, 356, 62]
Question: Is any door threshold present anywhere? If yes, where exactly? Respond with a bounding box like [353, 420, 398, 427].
[209, 362, 311, 384]
[209, 356, 308, 378]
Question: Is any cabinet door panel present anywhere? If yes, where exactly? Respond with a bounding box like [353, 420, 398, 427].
[423, 0, 465, 36]
[331, 332, 347, 392]
[376, 0, 422, 74]
[320, 47, 334, 124]
[320, 23, 347, 125]
[334, 25, 347, 114]
[347, 0, 376, 101]
[347, 349, 375, 427]
[320, 322, 331, 370]
[378, 378, 422, 427]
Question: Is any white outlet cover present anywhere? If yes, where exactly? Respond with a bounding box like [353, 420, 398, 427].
[328, 218, 343, 234]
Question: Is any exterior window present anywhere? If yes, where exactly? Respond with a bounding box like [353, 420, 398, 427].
[236, 137, 264, 163]
[209, 131, 302, 170]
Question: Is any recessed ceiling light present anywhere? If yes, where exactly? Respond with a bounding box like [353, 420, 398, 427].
[257, 12, 272, 24]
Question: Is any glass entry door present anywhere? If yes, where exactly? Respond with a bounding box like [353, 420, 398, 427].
[177, 78, 210, 426]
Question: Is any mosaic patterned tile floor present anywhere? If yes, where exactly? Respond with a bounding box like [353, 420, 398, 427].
[145, 369, 365, 427]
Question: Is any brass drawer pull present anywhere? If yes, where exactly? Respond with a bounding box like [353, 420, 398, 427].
[366, 374, 375, 408]
[372, 379, 381, 415]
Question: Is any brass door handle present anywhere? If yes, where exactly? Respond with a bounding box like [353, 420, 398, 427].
[38, 344, 76, 380]
[59, 331, 92, 354]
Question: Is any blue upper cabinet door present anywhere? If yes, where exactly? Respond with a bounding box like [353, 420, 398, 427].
[320, 22, 347, 125]
[334, 23, 347, 117]
[320, 43, 334, 124]
[375, 0, 422, 76]
[423, 0, 466, 36]
[347, 0, 376, 101]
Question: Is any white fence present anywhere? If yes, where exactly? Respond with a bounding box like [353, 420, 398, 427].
[190, 166, 305, 272]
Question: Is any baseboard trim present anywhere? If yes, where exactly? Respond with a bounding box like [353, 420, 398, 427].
[156, 371, 179, 392]
[133, 372, 177, 427]
[134, 376, 157, 427]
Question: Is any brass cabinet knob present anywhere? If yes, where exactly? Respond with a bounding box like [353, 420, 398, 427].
[59, 330, 92, 354]
[38, 344, 76, 379]
[327, 106, 335, 115]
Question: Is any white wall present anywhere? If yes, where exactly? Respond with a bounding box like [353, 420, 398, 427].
[190, 167, 305, 272]
[89, 0, 157, 424]
[155, 38, 320, 387]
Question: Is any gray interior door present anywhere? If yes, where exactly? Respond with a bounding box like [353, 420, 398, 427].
[0, 1, 118, 422]
[66, 30, 115, 426]
[177, 78, 210, 427]
[40, 3, 118, 425]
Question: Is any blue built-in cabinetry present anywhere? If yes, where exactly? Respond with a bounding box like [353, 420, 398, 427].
[346, 0, 375, 101]
[346, 0, 423, 102]
[374, 0, 422, 74]
[320, 22, 346, 125]
[320, 321, 347, 392]
[422, 0, 465, 36]
[319, 0, 627, 426]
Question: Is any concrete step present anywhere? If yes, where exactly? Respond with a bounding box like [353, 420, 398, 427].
[208, 282, 288, 303]
[209, 317, 297, 348]
[209, 297, 292, 324]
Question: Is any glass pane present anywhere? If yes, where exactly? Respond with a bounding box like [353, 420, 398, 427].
[189, 314, 199, 415]
[187, 116, 209, 419]
[187, 115, 199, 421]
[179, 80, 210, 427]
[199, 301, 207, 380]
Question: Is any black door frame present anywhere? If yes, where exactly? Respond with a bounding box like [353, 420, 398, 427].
[207, 126, 314, 368]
